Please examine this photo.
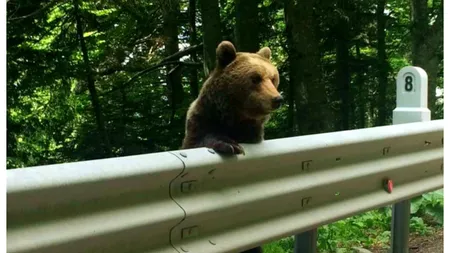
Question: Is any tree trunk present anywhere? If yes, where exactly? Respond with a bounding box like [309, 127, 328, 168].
[199, 0, 222, 76]
[160, 0, 183, 123]
[189, 0, 199, 98]
[284, 0, 327, 135]
[73, 0, 111, 156]
[369, 96, 375, 127]
[120, 87, 128, 155]
[235, 0, 260, 52]
[411, 0, 443, 119]
[376, 0, 389, 126]
[355, 42, 366, 129]
[287, 67, 296, 136]
[335, 0, 351, 131]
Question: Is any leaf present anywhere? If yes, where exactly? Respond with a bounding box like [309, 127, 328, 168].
[83, 31, 97, 37]
[410, 197, 423, 214]
[425, 206, 444, 225]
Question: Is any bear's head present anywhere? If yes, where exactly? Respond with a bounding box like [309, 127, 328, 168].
[202, 41, 283, 121]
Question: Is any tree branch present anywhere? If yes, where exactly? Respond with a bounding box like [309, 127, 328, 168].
[98, 43, 203, 76]
[74, 0, 111, 155]
[100, 60, 202, 97]
[8, 0, 59, 21]
[162, 43, 203, 62]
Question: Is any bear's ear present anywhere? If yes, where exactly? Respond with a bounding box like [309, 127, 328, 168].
[216, 41, 237, 68]
[257, 47, 271, 60]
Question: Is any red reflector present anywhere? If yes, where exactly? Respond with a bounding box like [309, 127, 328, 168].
[383, 179, 393, 193]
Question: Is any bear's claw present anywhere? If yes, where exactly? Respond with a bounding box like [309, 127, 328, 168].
[210, 141, 245, 156]
[203, 135, 245, 156]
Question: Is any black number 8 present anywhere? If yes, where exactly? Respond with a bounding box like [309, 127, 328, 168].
[405, 76, 413, 91]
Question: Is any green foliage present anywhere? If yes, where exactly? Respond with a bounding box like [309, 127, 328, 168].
[316, 210, 392, 252]
[409, 217, 430, 235]
[263, 237, 294, 253]
[411, 189, 444, 226]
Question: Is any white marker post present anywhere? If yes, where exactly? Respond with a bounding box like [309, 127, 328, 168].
[390, 66, 430, 253]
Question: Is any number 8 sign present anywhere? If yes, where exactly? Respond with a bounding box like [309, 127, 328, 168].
[393, 66, 430, 124]
[404, 75, 413, 92]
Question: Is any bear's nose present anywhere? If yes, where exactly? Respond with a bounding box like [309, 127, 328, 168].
[272, 96, 284, 109]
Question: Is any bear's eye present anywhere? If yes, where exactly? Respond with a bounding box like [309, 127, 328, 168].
[271, 76, 279, 86]
[250, 73, 262, 84]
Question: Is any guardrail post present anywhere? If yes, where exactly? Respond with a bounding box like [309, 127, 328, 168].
[390, 66, 430, 253]
[294, 228, 317, 253]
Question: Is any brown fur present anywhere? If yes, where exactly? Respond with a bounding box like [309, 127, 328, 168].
[181, 41, 281, 155]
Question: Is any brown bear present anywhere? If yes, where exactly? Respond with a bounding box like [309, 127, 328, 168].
[181, 41, 283, 157]
[181, 41, 281, 253]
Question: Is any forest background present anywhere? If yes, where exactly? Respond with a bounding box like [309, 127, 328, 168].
[6, 0, 444, 252]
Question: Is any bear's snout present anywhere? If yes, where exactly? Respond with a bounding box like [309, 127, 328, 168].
[271, 96, 283, 109]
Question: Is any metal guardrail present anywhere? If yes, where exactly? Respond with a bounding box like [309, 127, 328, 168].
[7, 119, 444, 253]
[7, 152, 186, 253]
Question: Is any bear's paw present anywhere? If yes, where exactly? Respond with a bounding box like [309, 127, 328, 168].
[204, 135, 245, 156]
